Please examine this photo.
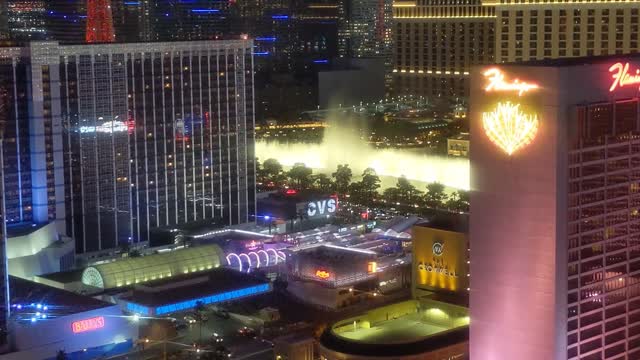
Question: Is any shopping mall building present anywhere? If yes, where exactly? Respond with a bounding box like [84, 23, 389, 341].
[470, 55, 640, 359]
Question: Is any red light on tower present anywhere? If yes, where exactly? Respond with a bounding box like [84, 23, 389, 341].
[86, 0, 115, 43]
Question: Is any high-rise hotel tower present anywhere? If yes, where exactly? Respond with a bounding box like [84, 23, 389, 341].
[470, 55, 640, 359]
[12, 40, 256, 255]
[393, 0, 640, 99]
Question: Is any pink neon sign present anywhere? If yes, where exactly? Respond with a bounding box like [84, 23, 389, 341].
[72, 316, 105, 334]
[609, 62, 640, 92]
[483, 68, 539, 96]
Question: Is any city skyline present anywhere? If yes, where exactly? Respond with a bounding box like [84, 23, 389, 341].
[2, 1, 640, 360]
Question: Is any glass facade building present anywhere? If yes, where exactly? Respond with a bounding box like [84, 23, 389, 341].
[23, 40, 255, 255]
[6, 0, 48, 42]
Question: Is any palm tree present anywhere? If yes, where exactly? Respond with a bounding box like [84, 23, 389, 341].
[56, 350, 68, 360]
[313, 174, 334, 192]
[424, 182, 448, 209]
[332, 164, 352, 194]
[195, 301, 206, 343]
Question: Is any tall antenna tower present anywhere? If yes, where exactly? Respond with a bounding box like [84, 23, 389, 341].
[86, 0, 115, 43]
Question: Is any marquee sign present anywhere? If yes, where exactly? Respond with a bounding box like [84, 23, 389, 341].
[315, 270, 331, 279]
[482, 102, 539, 156]
[79, 121, 130, 134]
[483, 68, 539, 96]
[609, 62, 640, 92]
[432, 242, 444, 256]
[417, 261, 458, 278]
[72, 316, 105, 334]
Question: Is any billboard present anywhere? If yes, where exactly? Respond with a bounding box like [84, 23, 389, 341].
[298, 197, 338, 219]
[412, 225, 468, 296]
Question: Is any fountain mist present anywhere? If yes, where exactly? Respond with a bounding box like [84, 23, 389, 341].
[256, 112, 470, 190]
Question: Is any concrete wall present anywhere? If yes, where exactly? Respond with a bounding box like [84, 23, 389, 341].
[6, 223, 58, 259]
[6, 305, 136, 359]
[317, 340, 467, 360]
[9, 240, 74, 279]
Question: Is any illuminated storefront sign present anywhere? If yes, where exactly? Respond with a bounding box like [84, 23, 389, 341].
[315, 270, 331, 279]
[79, 121, 129, 134]
[307, 199, 337, 217]
[482, 102, 539, 155]
[483, 68, 539, 96]
[72, 316, 105, 334]
[417, 262, 459, 278]
[432, 242, 444, 256]
[367, 261, 377, 273]
[608, 62, 640, 92]
[413, 226, 467, 294]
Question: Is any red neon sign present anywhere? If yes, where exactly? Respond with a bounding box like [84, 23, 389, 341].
[608, 62, 640, 92]
[483, 68, 539, 96]
[315, 270, 330, 279]
[72, 316, 105, 334]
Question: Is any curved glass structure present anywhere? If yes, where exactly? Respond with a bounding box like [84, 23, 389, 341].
[81, 244, 224, 289]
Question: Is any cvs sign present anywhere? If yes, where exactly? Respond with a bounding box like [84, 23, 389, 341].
[307, 198, 337, 217]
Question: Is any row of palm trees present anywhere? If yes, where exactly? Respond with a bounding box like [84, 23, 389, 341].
[257, 159, 469, 213]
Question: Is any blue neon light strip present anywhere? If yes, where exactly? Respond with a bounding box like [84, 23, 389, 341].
[254, 52, 270, 56]
[124, 1, 140, 5]
[126, 302, 150, 316]
[255, 37, 276, 42]
[192, 9, 220, 13]
[313, 59, 329, 64]
[271, 15, 289, 20]
[154, 284, 270, 315]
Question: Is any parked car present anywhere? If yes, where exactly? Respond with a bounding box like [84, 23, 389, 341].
[238, 326, 257, 338]
[184, 315, 197, 324]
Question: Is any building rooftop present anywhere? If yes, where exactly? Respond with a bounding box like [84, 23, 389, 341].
[81, 244, 224, 289]
[120, 268, 269, 308]
[5, 222, 48, 238]
[320, 299, 468, 357]
[37, 268, 84, 284]
[10, 276, 110, 318]
[449, 133, 470, 141]
[416, 213, 469, 234]
[296, 244, 376, 265]
[500, 52, 640, 68]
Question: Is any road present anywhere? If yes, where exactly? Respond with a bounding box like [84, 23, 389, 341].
[107, 310, 273, 360]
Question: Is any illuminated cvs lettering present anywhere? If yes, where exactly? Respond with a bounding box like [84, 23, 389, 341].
[72, 316, 105, 334]
[609, 62, 640, 92]
[307, 199, 337, 217]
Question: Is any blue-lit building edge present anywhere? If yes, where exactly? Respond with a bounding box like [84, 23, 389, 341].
[124, 283, 271, 316]
[44, 340, 133, 360]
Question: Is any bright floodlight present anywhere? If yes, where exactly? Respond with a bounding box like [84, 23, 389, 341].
[132, 314, 140, 322]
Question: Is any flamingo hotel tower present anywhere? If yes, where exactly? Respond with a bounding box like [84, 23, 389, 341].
[470, 56, 640, 359]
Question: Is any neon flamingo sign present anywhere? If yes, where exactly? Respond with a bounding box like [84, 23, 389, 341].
[484, 68, 539, 96]
[608, 62, 640, 92]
